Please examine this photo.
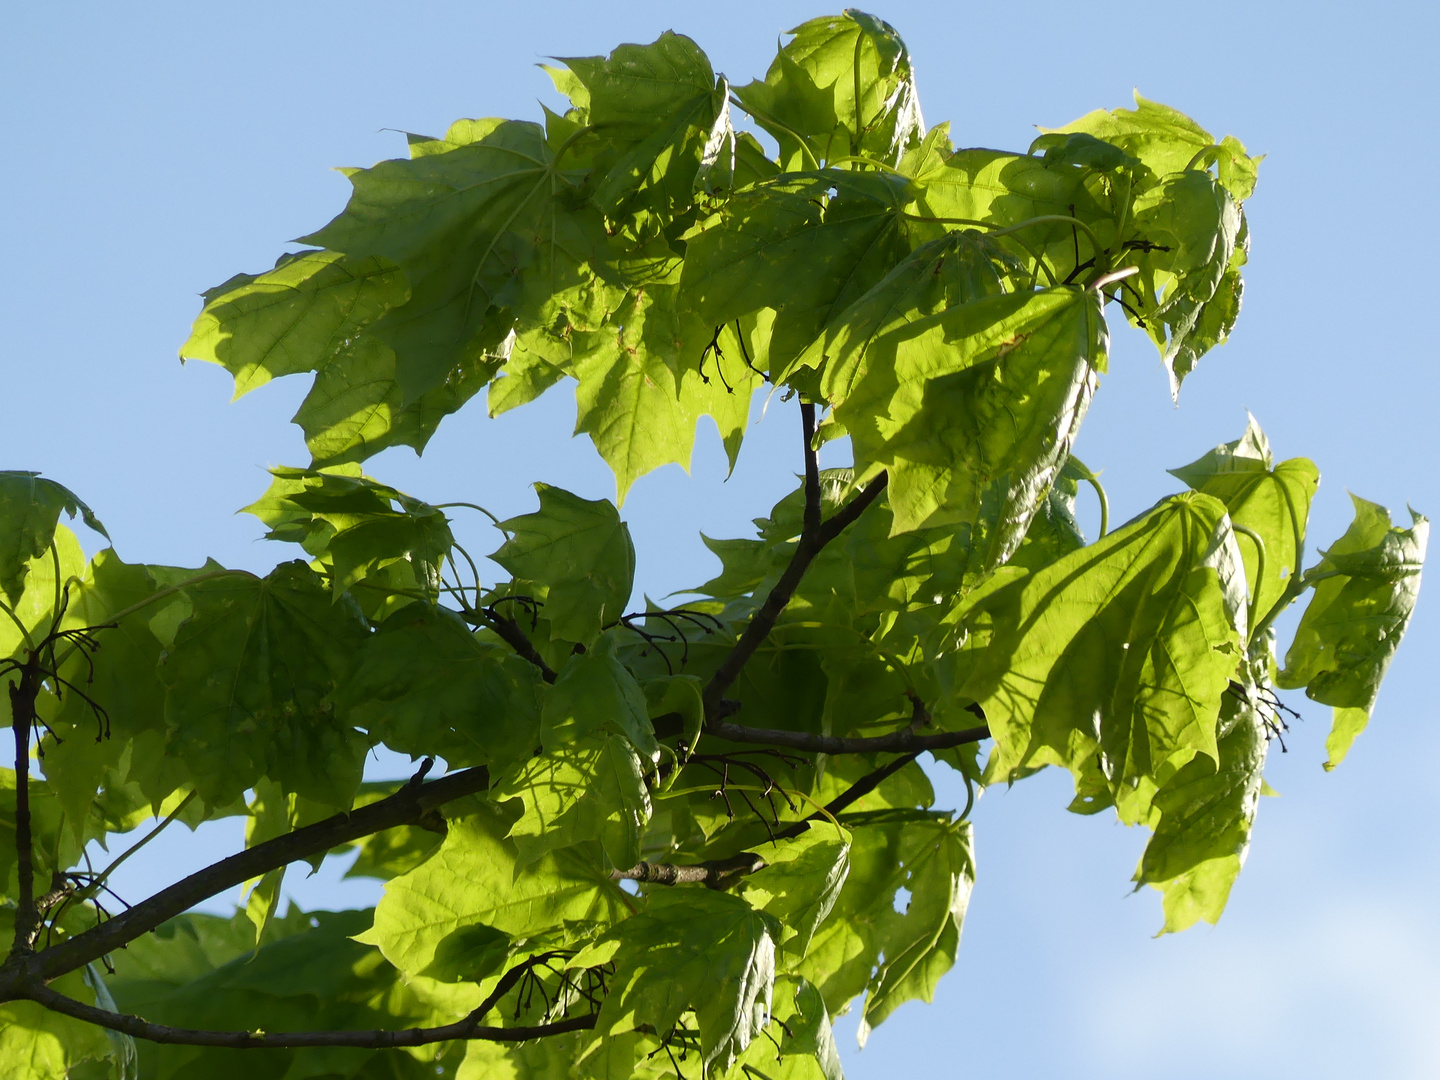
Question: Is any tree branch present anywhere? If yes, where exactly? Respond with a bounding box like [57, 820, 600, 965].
[707, 720, 989, 756]
[477, 611, 557, 683]
[612, 852, 765, 886]
[800, 402, 821, 539]
[18, 952, 595, 1048]
[8, 654, 40, 956]
[616, 749, 933, 886]
[702, 468, 888, 718]
[3, 764, 492, 988]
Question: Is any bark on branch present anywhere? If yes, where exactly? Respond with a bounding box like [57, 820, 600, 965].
[701, 409, 888, 719]
[707, 720, 990, 756]
[2, 764, 492, 990]
[17, 952, 595, 1048]
[615, 749, 930, 886]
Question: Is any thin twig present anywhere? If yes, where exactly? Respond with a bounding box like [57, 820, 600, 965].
[702, 426, 888, 717]
[707, 719, 989, 756]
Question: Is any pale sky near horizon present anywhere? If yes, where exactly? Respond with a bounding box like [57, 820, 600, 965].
[4, 2, 1439, 1076]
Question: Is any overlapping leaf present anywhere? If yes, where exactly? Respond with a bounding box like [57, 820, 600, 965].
[359, 800, 628, 979]
[1169, 414, 1319, 622]
[243, 465, 454, 597]
[1138, 695, 1268, 933]
[568, 287, 759, 501]
[964, 492, 1246, 814]
[492, 733, 650, 869]
[107, 908, 439, 1080]
[833, 286, 1106, 550]
[294, 333, 506, 465]
[339, 603, 541, 770]
[552, 32, 727, 233]
[578, 888, 778, 1073]
[797, 812, 973, 1040]
[681, 170, 914, 373]
[302, 118, 616, 404]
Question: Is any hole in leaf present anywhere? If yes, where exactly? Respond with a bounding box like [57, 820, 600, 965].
[893, 886, 912, 914]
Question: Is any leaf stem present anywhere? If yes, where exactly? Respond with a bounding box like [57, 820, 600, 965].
[824, 155, 907, 177]
[1088, 265, 1139, 292]
[50, 568, 244, 673]
[77, 792, 197, 908]
[434, 502, 508, 533]
[1231, 524, 1268, 641]
[727, 96, 822, 171]
[0, 597, 36, 652]
[1083, 473, 1109, 539]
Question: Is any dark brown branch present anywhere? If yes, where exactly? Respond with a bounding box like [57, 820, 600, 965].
[479, 611, 557, 683]
[616, 748, 934, 886]
[708, 720, 989, 757]
[799, 402, 821, 539]
[702, 471, 888, 717]
[8, 654, 40, 955]
[19, 961, 595, 1048]
[3, 764, 492, 989]
[796, 750, 920, 827]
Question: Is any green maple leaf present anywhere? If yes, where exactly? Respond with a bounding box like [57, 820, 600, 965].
[492, 484, 635, 644]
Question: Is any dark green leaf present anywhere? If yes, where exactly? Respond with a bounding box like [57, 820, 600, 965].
[680, 170, 915, 373]
[555, 32, 724, 231]
[294, 332, 504, 466]
[339, 603, 541, 771]
[160, 562, 368, 808]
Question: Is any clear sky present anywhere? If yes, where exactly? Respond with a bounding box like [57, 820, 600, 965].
[3, 1, 1438, 1076]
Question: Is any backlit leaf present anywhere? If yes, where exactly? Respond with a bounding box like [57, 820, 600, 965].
[734, 11, 923, 169]
[492, 485, 635, 644]
[1278, 496, 1428, 767]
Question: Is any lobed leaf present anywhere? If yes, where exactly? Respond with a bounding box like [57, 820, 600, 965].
[1278, 495, 1428, 768]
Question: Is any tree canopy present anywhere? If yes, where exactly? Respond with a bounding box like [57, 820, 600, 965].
[0, 11, 1426, 1079]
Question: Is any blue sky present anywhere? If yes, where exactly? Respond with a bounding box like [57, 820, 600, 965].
[3, 1, 1438, 1076]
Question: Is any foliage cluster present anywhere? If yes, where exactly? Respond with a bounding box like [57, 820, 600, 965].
[0, 11, 1426, 1079]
